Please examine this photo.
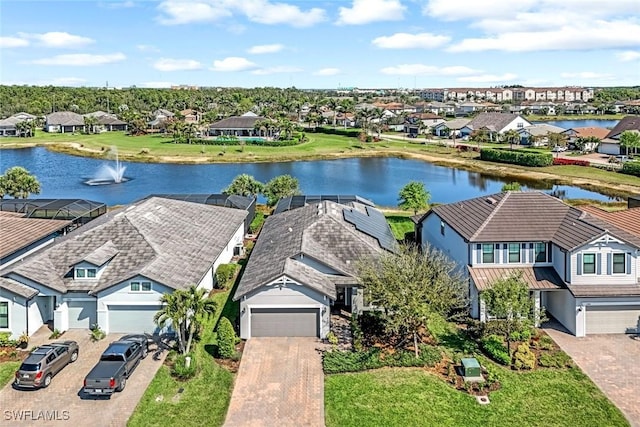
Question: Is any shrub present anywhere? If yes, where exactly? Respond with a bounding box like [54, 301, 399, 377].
[216, 317, 237, 359]
[552, 157, 590, 166]
[326, 331, 339, 346]
[322, 346, 442, 374]
[0, 332, 15, 347]
[172, 353, 197, 379]
[536, 334, 555, 351]
[538, 351, 573, 368]
[311, 127, 361, 138]
[89, 323, 106, 342]
[621, 161, 640, 177]
[49, 329, 63, 339]
[215, 264, 237, 289]
[480, 148, 553, 167]
[481, 335, 510, 365]
[513, 342, 536, 370]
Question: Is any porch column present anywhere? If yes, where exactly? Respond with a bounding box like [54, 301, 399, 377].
[479, 297, 487, 322]
[54, 302, 69, 332]
[533, 291, 541, 327]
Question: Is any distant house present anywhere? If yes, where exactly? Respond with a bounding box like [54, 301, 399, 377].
[10, 112, 37, 121]
[180, 109, 200, 123]
[0, 117, 20, 137]
[405, 113, 445, 135]
[561, 127, 609, 152]
[416, 101, 455, 116]
[460, 113, 532, 140]
[148, 109, 175, 128]
[518, 123, 565, 146]
[45, 111, 85, 133]
[209, 112, 265, 137]
[432, 118, 471, 138]
[599, 116, 640, 156]
[84, 111, 128, 132]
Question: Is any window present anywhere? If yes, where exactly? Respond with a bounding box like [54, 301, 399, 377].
[76, 268, 85, 278]
[613, 253, 626, 274]
[0, 302, 8, 328]
[440, 221, 445, 236]
[482, 244, 495, 263]
[583, 253, 596, 274]
[130, 281, 151, 292]
[130, 282, 140, 291]
[508, 243, 521, 263]
[517, 122, 524, 128]
[87, 268, 97, 278]
[534, 242, 547, 262]
[141, 282, 151, 291]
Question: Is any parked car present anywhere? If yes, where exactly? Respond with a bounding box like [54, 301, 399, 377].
[83, 335, 148, 396]
[14, 341, 79, 389]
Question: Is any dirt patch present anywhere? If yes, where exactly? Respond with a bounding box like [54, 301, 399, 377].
[215, 340, 244, 373]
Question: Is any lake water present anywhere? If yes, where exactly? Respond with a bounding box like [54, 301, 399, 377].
[534, 119, 619, 129]
[0, 147, 616, 206]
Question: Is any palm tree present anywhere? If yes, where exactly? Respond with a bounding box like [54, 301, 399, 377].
[0, 166, 41, 198]
[503, 129, 521, 150]
[183, 286, 217, 354]
[83, 115, 99, 134]
[154, 292, 188, 354]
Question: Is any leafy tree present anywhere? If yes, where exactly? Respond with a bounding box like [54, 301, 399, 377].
[575, 136, 600, 153]
[83, 115, 99, 134]
[501, 182, 522, 191]
[619, 130, 640, 156]
[357, 244, 467, 357]
[471, 128, 489, 149]
[223, 174, 264, 197]
[0, 166, 41, 199]
[503, 129, 521, 150]
[154, 285, 217, 355]
[548, 132, 567, 156]
[482, 272, 542, 354]
[398, 181, 430, 215]
[263, 174, 301, 206]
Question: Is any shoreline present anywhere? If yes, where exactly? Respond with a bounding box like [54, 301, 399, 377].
[2, 140, 639, 199]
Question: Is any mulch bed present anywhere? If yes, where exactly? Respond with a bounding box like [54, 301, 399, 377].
[215, 341, 244, 373]
[0, 346, 28, 363]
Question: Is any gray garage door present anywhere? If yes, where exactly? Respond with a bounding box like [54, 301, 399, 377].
[586, 305, 640, 334]
[108, 305, 163, 334]
[250, 308, 319, 337]
[68, 300, 97, 328]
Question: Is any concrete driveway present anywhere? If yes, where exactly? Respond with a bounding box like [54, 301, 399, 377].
[224, 337, 325, 427]
[546, 327, 640, 427]
[0, 329, 166, 427]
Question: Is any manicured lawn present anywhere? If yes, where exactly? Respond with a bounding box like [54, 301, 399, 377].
[325, 366, 628, 427]
[385, 214, 415, 240]
[0, 361, 20, 387]
[127, 291, 236, 427]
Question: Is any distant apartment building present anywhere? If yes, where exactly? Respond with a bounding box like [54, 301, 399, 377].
[421, 87, 594, 103]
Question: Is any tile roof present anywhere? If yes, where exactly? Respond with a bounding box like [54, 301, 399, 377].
[578, 206, 640, 237]
[234, 201, 392, 300]
[468, 266, 565, 291]
[465, 112, 530, 133]
[6, 198, 247, 294]
[46, 111, 85, 126]
[564, 127, 610, 139]
[424, 191, 640, 250]
[605, 116, 640, 140]
[0, 277, 39, 299]
[522, 124, 565, 136]
[0, 212, 71, 261]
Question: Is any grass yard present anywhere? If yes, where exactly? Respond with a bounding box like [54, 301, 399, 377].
[385, 214, 416, 241]
[325, 366, 628, 427]
[127, 290, 237, 427]
[0, 361, 20, 387]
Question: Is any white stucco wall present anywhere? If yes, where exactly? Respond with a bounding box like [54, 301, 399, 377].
[569, 239, 637, 285]
[420, 213, 469, 268]
[551, 244, 566, 281]
[546, 290, 577, 335]
[501, 116, 531, 132]
[0, 292, 28, 339]
[239, 275, 330, 340]
[204, 222, 245, 291]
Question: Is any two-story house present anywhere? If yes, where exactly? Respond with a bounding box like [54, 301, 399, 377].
[417, 191, 640, 337]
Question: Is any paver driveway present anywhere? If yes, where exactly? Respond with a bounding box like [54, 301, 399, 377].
[0, 329, 166, 427]
[546, 327, 640, 427]
[224, 337, 324, 427]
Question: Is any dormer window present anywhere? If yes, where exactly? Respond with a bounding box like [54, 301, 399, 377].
[130, 281, 152, 292]
[75, 268, 97, 279]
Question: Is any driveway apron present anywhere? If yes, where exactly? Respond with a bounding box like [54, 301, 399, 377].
[224, 337, 325, 427]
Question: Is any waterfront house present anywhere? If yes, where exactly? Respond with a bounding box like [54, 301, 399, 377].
[517, 123, 565, 146]
[432, 118, 471, 138]
[209, 112, 266, 137]
[45, 111, 85, 133]
[599, 116, 640, 156]
[460, 113, 532, 140]
[84, 111, 128, 132]
[561, 127, 610, 152]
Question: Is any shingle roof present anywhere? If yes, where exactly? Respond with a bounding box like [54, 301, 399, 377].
[234, 201, 392, 300]
[522, 124, 565, 136]
[465, 113, 530, 133]
[0, 277, 39, 298]
[6, 198, 247, 294]
[435, 118, 470, 130]
[0, 212, 71, 261]
[46, 111, 85, 126]
[605, 116, 640, 140]
[468, 266, 565, 291]
[423, 191, 640, 250]
[210, 116, 264, 129]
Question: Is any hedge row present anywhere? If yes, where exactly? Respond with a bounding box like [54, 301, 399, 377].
[173, 136, 302, 147]
[480, 148, 553, 167]
[621, 161, 640, 177]
[310, 127, 361, 138]
[552, 157, 590, 167]
[322, 345, 442, 374]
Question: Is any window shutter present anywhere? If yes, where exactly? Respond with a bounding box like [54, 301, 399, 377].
[596, 253, 602, 275]
[476, 244, 481, 264]
[503, 244, 507, 264]
[626, 253, 632, 275]
[529, 243, 534, 264]
[576, 254, 582, 275]
[606, 253, 612, 275]
[548, 243, 553, 262]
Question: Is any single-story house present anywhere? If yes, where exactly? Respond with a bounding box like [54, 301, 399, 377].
[234, 197, 396, 339]
[0, 197, 247, 339]
[209, 112, 265, 137]
[433, 118, 471, 138]
[561, 127, 609, 152]
[599, 116, 640, 156]
[84, 111, 128, 132]
[0, 117, 19, 137]
[518, 123, 565, 146]
[460, 113, 532, 141]
[45, 111, 85, 133]
[417, 191, 640, 337]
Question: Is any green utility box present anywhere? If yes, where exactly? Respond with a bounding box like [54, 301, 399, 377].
[461, 358, 481, 378]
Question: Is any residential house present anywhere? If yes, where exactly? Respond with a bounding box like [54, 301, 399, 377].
[458, 101, 486, 115]
[561, 127, 610, 152]
[599, 116, 640, 156]
[10, 112, 37, 122]
[518, 123, 565, 146]
[432, 118, 471, 138]
[0, 197, 247, 339]
[417, 191, 640, 337]
[209, 112, 266, 137]
[0, 117, 20, 137]
[180, 109, 200, 123]
[334, 112, 356, 128]
[234, 197, 396, 339]
[84, 111, 128, 132]
[460, 113, 532, 140]
[148, 109, 175, 128]
[415, 101, 455, 117]
[45, 111, 85, 133]
[405, 113, 445, 135]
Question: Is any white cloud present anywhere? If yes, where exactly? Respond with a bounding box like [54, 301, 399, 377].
[18, 32, 94, 48]
[100, 1, 135, 8]
[31, 53, 126, 66]
[458, 73, 518, 83]
[0, 36, 29, 48]
[252, 66, 303, 75]
[153, 58, 202, 71]
[313, 68, 341, 76]
[337, 0, 405, 25]
[560, 71, 614, 80]
[211, 57, 257, 72]
[141, 81, 175, 88]
[616, 51, 640, 62]
[136, 44, 160, 52]
[157, 0, 325, 27]
[380, 64, 479, 76]
[372, 32, 450, 49]
[423, 0, 535, 20]
[248, 44, 284, 54]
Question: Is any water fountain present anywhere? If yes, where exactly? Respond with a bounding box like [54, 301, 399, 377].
[84, 147, 129, 186]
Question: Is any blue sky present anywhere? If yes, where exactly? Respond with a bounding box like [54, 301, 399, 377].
[1, 0, 639, 89]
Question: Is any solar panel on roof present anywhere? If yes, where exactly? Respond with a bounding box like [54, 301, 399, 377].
[273, 195, 376, 215]
[343, 206, 397, 252]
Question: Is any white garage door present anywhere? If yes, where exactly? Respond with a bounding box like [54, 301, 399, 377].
[250, 308, 319, 337]
[108, 305, 163, 334]
[68, 300, 97, 328]
[585, 305, 640, 334]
